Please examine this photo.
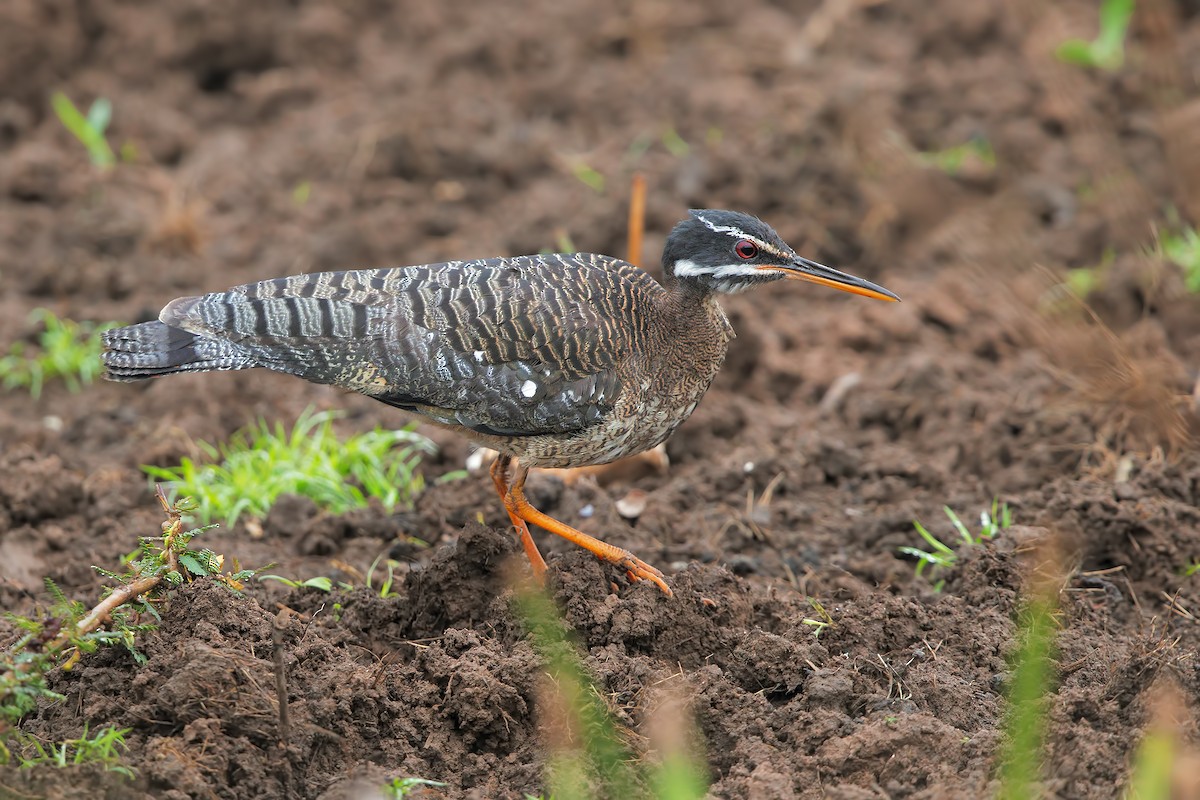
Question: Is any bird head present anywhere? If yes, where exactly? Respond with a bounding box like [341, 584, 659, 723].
[661, 209, 899, 301]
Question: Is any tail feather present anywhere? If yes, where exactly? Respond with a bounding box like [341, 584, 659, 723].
[101, 321, 256, 381]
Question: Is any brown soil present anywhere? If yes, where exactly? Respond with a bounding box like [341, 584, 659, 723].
[3, 1, 1200, 798]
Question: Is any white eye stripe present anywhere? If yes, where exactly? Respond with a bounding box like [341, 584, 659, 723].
[693, 214, 791, 259]
[694, 215, 757, 242]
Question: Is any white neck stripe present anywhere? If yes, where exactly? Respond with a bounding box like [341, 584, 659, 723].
[672, 259, 762, 279]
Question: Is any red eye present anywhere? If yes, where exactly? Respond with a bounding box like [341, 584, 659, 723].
[735, 240, 758, 259]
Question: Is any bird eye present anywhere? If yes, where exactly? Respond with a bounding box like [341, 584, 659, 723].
[734, 240, 758, 259]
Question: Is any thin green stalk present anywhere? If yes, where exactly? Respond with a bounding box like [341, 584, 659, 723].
[996, 584, 1059, 799]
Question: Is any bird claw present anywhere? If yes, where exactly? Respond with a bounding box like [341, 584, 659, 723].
[617, 553, 673, 597]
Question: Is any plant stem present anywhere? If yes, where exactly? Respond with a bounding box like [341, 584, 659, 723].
[1, 487, 184, 703]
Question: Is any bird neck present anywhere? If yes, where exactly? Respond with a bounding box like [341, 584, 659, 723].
[661, 269, 714, 303]
[659, 273, 734, 346]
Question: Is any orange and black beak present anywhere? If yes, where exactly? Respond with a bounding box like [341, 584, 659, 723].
[760, 257, 900, 302]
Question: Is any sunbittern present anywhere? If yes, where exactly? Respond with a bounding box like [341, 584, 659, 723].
[102, 210, 898, 596]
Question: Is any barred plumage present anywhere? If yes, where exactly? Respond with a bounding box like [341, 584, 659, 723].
[103, 209, 898, 595]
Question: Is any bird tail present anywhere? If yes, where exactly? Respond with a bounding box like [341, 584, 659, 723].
[101, 320, 256, 382]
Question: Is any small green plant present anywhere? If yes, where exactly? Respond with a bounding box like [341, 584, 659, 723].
[380, 777, 447, 798]
[1065, 247, 1117, 298]
[1064, 267, 1102, 297]
[291, 180, 312, 207]
[570, 162, 606, 194]
[1, 488, 255, 767]
[259, 575, 333, 592]
[0, 309, 121, 399]
[143, 409, 439, 528]
[900, 500, 1012, 591]
[261, 549, 422, 598]
[802, 597, 835, 638]
[1036, 249, 1116, 315]
[366, 553, 404, 598]
[540, 231, 577, 255]
[11, 724, 135, 779]
[661, 127, 690, 158]
[916, 136, 996, 176]
[51, 92, 116, 169]
[1183, 560, 1200, 578]
[1158, 224, 1200, 293]
[1055, 0, 1134, 71]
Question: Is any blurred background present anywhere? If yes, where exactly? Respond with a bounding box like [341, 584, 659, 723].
[2, 0, 1200, 798]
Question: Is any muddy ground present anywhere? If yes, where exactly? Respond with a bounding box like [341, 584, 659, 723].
[2, 0, 1200, 798]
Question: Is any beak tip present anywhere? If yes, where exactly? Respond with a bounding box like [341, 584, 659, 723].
[785, 257, 899, 303]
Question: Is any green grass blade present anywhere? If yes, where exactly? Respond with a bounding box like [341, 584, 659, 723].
[652, 751, 709, 800]
[515, 584, 641, 798]
[1125, 727, 1174, 800]
[943, 506, 973, 546]
[1098, 0, 1134, 49]
[995, 585, 1059, 799]
[86, 97, 112, 135]
[914, 521, 956, 556]
[51, 91, 115, 168]
[0, 311, 119, 398]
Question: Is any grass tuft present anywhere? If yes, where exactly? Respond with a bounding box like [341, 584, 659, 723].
[10, 724, 134, 779]
[917, 136, 996, 176]
[143, 409, 438, 528]
[900, 499, 1012, 591]
[0, 309, 121, 399]
[365, 552, 406, 598]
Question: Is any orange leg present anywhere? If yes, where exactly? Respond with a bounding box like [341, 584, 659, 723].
[501, 459, 672, 597]
[491, 455, 548, 580]
[626, 172, 646, 268]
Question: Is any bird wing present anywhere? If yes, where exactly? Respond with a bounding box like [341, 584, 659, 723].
[161, 254, 662, 436]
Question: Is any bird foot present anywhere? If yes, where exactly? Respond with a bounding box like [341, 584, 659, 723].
[496, 455, 674, 598]
[616, 553, 673, 597]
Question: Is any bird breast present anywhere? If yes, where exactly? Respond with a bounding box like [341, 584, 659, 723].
[499, 295, 734, 469]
